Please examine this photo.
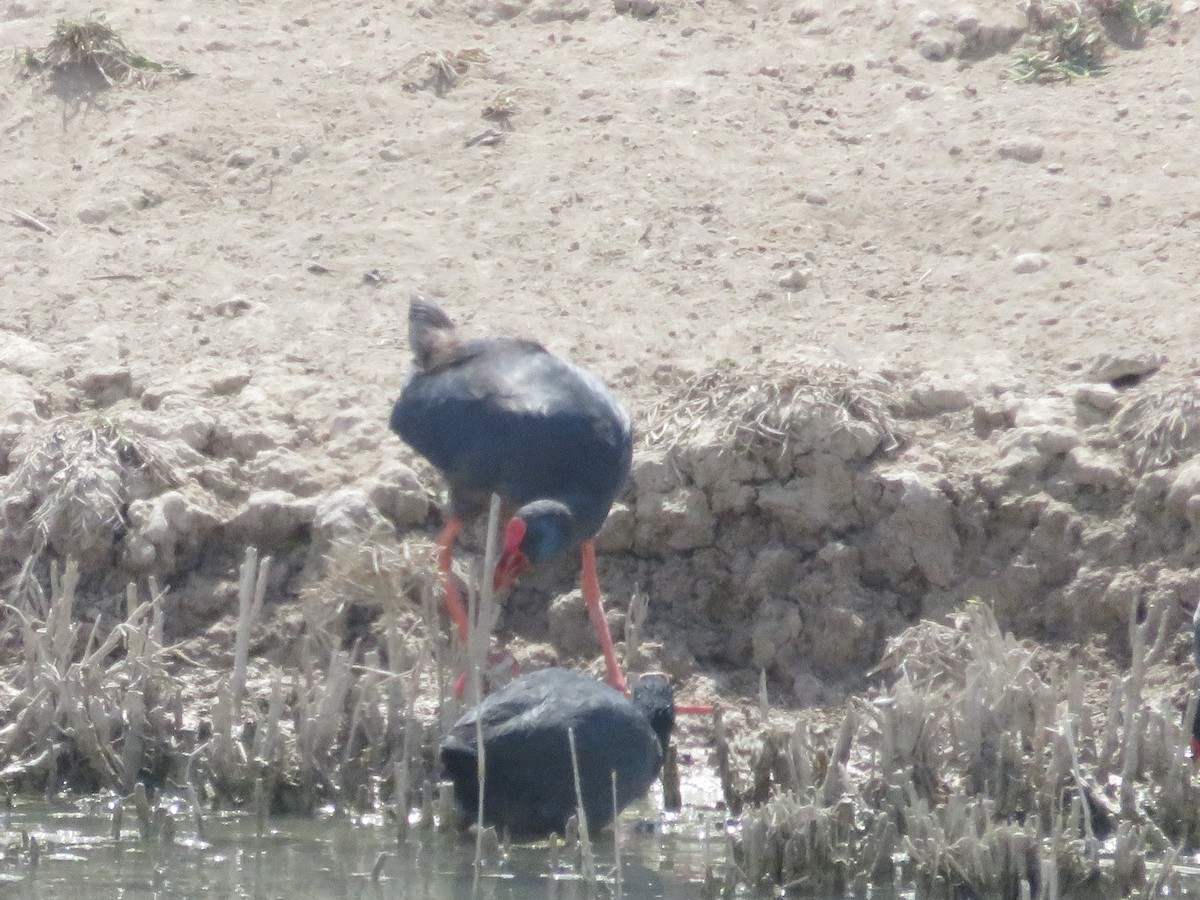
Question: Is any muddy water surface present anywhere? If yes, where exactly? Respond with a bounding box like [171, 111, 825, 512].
[9, 797, 1200, 899]
[0, 797, 729, 900]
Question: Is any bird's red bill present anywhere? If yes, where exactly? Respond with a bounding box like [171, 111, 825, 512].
[494, 518, 530, 591]
[502, 517, 527, 553]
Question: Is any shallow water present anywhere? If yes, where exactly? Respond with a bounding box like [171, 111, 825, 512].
[10, 796, 1200, 899]
[0, 796, 729, 900]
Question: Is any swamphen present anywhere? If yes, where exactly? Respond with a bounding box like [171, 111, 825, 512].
[440, 668, 675, 839]
[390, 296, 633, 691]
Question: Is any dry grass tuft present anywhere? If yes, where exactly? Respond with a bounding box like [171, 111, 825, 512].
[640, 360, 904, 459]
[0, 550, 444, 819]
[402, 48, 490, 97]
[1013, 0, 1172, 83]
[1014, 0, 1109, 82]
[306, 533, 440, 616]
[0, 561, 179, 794]
[2, 416, 186, 606]
[481, 90, 519, 130]
[24, 16, 193, 86]
[1113, 380, 1200, 473]
[731, 598, 1198, 897]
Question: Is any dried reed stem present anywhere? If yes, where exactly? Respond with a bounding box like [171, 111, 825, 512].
[612, 770, 623, 898]
[231, 548, 270, 716]
[624, 589, 648, 672]
[470, 494, 503, 888]
[568, 726, 596, 884]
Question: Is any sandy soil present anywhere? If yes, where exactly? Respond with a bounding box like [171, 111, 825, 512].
[2, 0, 1200, 707]
[2, 0, 1197, 388]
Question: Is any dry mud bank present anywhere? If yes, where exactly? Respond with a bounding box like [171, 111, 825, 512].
[2, 343, 1196, 703]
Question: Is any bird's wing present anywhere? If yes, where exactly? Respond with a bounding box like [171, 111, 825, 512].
[393, 341, 631, 523]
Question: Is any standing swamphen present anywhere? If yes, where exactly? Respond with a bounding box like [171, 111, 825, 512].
[390, 296, 634, 691]
[440, 668, 675, 838]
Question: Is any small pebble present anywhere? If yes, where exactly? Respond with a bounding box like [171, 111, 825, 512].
[1012, 252, 1049, 274]
[3, 1, 34, 19]
[914, 37, 950, 61]
[211, 371, 252, 396]
[70, 365, 134, 406]
[911, 381, 971, 414]
[77, 202, 110, 224]
[778, 269, 810, 291]
[529, 0, 590, 23]
[954, 10, 981, 33]
[789, 4, 820, 24]
[905, 82, 933, 100]
[997, 137, 1044, 163]
[214, 296, 253, 317]
[1074, 383, 1119, 413]
[227, 149, 256, 169]
[625, 0, 659, 18]
[1087, 350, 1165, 385]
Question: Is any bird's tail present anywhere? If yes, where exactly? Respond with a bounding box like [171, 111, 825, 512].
[408, 294, 460, 370]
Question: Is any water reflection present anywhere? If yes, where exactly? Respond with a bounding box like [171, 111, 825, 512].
[0, 797, 726, 900]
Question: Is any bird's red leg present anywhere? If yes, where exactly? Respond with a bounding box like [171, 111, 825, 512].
[441, 518, 521, 699]
[436, 518, 469, 643]
[581, 540, 628, 694]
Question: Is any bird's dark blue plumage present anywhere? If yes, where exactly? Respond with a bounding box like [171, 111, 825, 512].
[390, 299, 633, 545]
[440, 668, 675, 838]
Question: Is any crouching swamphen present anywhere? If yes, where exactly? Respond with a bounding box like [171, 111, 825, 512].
[440, 668, 675, 839]
[390, 296, 633, 691]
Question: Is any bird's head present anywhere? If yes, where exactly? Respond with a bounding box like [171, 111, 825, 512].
[631, 672, 676, 756]
[494, 500, 575, 592]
